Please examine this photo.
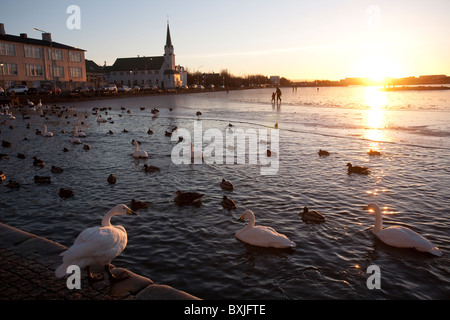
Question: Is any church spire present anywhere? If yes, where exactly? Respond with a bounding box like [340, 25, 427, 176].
[166, 22, 172, 47]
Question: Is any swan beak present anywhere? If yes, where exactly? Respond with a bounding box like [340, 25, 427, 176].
[363, 205, 369, 210]
[126, 208, 138, 216]
[238, 214, 245, 221]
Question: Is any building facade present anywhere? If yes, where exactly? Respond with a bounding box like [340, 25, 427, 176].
[0, 23, 86, 91]
[104, 23, 187, 89]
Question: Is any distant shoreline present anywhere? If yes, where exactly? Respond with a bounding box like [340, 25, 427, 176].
[379, 85, 450, 92]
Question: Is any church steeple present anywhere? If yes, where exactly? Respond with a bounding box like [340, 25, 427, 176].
[166, 23, 172, 47]
[164, 22, 175, 71]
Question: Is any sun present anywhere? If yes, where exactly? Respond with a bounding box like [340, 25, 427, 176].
[354, 49, 405, 82]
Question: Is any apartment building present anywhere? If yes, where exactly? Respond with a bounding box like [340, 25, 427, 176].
[0, 23, 86, 91]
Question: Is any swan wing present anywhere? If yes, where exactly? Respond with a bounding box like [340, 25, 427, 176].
[236, 226, 296, 248]
[377, 226, 442, 256]
[61, 226, 128, 267]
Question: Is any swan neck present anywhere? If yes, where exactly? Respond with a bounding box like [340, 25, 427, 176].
[101, 209, 117, 227]
[373, 207, 383, 234]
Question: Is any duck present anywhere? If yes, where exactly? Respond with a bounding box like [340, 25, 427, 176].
[58, 188, 74, 198]
[6, 179, 20, 189]
[73, 126, 86, 137]
[364, 203, 442, 256]
[235, 210, 296, 248]
[147, 129, 154, 135]
[220, 179, 234, 191]
[143, 164, 160, 173]
[83, 144, 91, 151]
[51, 166, 64, 173]
[34, 175, 51, 184]
[196, 111, 202, 117]
[221, 196, 237, 210]
[2, 140, 11, 148]
[107, 174, 117, 184]
[174, 190, 204, 206]
[42, 125, 53, 137]
[132, 140, 148, 158]
[318, 149, 330, 157]
[347, 162, 370, 174]
[0, 171, 6, 181]
[32, 156, 45, 168]
[55, 204, 137, 281]
[301, 207, 326, 223]
[165, 131, 172, 137]
[17, 153, 26, 159]
[130, 199, 149, 211]
[0, 154, 9, 160]
[266, 149, 272, 157]
[368, 149, 382, 156]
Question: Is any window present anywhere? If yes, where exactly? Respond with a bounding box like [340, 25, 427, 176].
[0, 63, 18, 75]
[26, 64, 43, 76]
[48, 48, 63, 61]
[49, 65, 65, 77]
[24, 46, 42, 59]
[69, 51, 82, 62]
[0, 42, 16, 56]
[70, 67, 82, 78]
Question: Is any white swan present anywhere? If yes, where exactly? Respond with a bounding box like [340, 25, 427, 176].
[42, 125, 53, 137]
[235, 210, 296, 248]
[55, 204, 137, 281]
[74, 126, 86, 137]
[70, 133, 82, 144]
[364, 203, 442, 256]
[132, 140, 148, 158]
[97, 115, 107, 123]
[36, 99, 42, 108]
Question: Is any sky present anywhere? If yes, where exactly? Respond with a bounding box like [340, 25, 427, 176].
[1, 0, 449, 80]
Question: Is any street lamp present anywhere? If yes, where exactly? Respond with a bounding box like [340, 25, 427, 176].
[33, 27, 56, 94]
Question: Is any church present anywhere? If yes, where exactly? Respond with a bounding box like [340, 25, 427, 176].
[104, 23, 187, 89]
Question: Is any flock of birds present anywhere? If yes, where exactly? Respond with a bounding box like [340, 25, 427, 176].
[0, 100, 443, 284]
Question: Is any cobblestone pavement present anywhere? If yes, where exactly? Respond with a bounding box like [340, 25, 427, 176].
[0, 245, 117, 300]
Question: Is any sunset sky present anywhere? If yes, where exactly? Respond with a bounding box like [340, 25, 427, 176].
[1, 0, 449, 80]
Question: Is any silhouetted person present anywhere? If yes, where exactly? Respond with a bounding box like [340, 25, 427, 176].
[271, 92, 276, 103]
[276, 87, 282, 103]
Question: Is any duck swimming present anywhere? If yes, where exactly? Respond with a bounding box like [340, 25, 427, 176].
[318, 149, 330, 156]
[32, 156, 45, 168]
[347, 162, 370, 174]
[235, 210, 296, 248]
[368, 149, 381, 156]
[143, 164, 160, 173]
[130, 199, 149, 211]
[55, 204, 137, 281]
[107, 174, 117, 184]
[58, 188, 74, 198]
[174, 190, 204, 206]
[51, 166, 64, 173]
[34, 175, 51, 184]
[220, 179, 234, 191]
[301, 207, 326, 223]
[221, 196, 237, 210]
[364, 203, 442, 256]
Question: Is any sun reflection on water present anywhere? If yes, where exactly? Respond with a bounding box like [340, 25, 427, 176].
[363, 87, 389, 143]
